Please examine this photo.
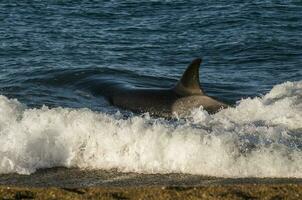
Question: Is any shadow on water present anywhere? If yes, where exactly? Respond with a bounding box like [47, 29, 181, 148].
[0, 65, 241, 112]
[0, 167, 302, 188]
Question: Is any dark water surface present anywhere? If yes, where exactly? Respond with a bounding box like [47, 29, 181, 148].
[1, 167, 302, 188]
[1, 1, 301, 110]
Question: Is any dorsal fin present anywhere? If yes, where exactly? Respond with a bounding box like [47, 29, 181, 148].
[174, 58, 204, 96]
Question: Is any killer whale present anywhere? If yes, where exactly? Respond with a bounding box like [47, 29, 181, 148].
[103, 58, 228, 117]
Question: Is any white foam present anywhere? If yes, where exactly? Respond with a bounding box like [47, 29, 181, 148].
[0, 81, 301, 177]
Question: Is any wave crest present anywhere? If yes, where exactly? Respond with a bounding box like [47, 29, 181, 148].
[0, 81, 301, 177]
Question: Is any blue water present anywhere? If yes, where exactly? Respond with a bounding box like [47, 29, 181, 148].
[1, 1, 301, 111]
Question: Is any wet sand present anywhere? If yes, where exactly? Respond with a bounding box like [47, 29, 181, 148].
[0, 168, 301, 199]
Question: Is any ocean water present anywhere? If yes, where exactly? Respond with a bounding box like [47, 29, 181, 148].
[0, 1, 301, 177]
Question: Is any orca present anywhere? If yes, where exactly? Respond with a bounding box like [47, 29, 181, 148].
[104, 58, 228, 118]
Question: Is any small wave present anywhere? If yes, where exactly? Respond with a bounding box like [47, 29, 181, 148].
[0, 81, 301, 177]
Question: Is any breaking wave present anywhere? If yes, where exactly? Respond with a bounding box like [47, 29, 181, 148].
[0, 81, 301, 177]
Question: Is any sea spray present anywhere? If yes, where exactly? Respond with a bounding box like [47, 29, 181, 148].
[0, 81, 301, 177]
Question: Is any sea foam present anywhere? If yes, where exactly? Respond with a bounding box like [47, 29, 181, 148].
[0, 81, 301, 177]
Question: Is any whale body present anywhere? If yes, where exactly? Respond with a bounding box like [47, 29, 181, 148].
[103, 58, 228, 117]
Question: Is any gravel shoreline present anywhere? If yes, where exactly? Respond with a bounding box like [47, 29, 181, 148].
[1, 184, 302, 200]
[1, 168, 301, 199]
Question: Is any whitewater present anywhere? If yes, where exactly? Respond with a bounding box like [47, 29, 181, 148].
[0, 81, 301, 178]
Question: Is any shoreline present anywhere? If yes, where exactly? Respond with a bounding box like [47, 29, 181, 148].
[0, 168, 301, 199]
[1, 184, 301, 200]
